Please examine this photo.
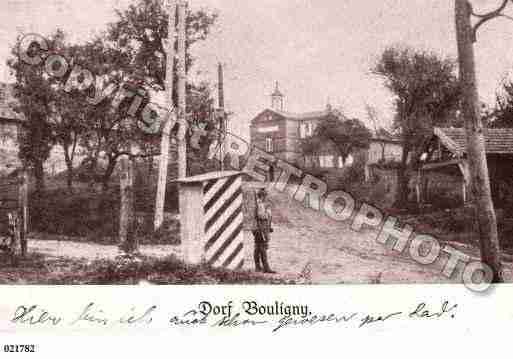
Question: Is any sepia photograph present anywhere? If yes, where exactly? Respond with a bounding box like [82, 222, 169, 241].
[0, 0, 513, 292]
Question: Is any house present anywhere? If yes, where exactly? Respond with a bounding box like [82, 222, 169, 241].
[250, 83, 405, 187]
[364, 134, 403, 181]
[418, 127, 513, 208]
[250, 83, 337, 165]
[250, 83, 360, 171]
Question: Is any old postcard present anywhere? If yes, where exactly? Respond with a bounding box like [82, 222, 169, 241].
[1, 0, 513, 356]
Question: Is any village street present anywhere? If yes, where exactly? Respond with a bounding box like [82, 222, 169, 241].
[25, 185, 512, 284]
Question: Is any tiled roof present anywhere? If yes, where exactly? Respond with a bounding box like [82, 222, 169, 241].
[434, 127, 513, 155]
[0, 83, 24, 123]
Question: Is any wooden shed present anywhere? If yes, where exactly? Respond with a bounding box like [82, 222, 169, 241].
[418, 127, 513, 208]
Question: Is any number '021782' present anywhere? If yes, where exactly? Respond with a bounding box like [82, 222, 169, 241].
[3, 345, 36, 353]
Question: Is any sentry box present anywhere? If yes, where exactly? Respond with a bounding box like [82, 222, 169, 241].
[173, 171, 245, 270]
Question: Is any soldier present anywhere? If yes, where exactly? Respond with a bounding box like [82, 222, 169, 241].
[253, 188, 276, 274]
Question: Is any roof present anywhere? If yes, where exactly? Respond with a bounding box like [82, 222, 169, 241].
[434, 127, 513, 155]
[256, 108, 346, 122]
[172, 171, 242, 184]
[0, 83, 24, 123]
[371, 135, 402, 144]
[273, 109, 332, 121]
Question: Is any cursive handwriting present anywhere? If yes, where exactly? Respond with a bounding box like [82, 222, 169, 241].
[8, 300, 459, 332]
[169, 310, 208, 326]
[212, 313, 267, 328]
[359, 312, 403, 328]
[119, 305, 157, 325]
[273, 312, 358, 333]
[70, 302, 109, 326]
[409, 301, 458, 319]
[11, 305, 62, 326]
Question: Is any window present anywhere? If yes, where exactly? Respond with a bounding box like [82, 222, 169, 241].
[338, 156, 344, 168]
[307, 123, 314, 136]
[319, 155, 334, 168]
[300, 123, 307, 139]
[300, 122, 315, 138]
[265, 138, 273, 152]
[346, 154, 354, 166]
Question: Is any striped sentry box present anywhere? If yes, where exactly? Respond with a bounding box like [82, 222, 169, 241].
[203, 174, 245, 270]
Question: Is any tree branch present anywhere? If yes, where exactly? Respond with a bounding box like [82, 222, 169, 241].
[471, 0, 511, 42]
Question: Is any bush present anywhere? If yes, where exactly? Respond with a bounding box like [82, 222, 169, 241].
[29, 181, 179, 243]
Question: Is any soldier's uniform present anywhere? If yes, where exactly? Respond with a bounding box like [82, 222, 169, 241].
[243, 187, 274, 273]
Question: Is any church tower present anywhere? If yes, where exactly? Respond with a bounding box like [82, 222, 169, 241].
[271, 81, 284, 111]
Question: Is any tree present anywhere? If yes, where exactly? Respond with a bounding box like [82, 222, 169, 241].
[454, 0, 510, 283]
[372, 46, 461, 206]
[365, 103, 391, 162]
[302, 113, 372, 165]
[492, 79, 513, 128]
[106, 0, 217, 102]
[7, 31, 66, 194]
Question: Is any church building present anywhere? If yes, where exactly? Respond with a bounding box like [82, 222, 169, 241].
[249, 82, 342, 167]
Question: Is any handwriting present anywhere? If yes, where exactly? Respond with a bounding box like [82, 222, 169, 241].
[70, 303, 109, 326]
[273, 312, 358, 332]
[119, 305, 157, 325]
[409, 301, 458, 319]
[169, 310, 208, 326]
[212, 313, 267, 328]
[359, 312, 403, 328]
[11, 305, 62, 326]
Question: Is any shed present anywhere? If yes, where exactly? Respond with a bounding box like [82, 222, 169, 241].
[418, 127, 513, 207]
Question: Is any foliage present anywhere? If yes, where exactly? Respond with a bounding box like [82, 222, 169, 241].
[372, 45, 461, 205]
[107, 0, 218, 92]
[301, 113, 372, 161]
[0, 252, 294, 285]
[6, 31, 66, 193]
[373, 46, 461, 146]
[492, 79, 513, 128]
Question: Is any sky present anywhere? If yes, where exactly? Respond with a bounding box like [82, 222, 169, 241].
[2, 0, 513, 139]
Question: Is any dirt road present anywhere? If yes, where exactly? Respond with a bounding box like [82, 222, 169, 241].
[27, 185, 512, 284]
[249, 185, 512, 284]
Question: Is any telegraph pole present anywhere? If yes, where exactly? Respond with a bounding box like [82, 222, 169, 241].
[217, 62, 226, 170]
[154, 0, 176, 231]
[177, 0, 187, 178]
[454, 0, 503, 282]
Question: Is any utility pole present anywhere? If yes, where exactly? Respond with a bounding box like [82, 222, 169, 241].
[154, 0, 176, 231]
[454, 0, 503, 282]
[177, 0, 187, 178]
[218, 62, 226, 170]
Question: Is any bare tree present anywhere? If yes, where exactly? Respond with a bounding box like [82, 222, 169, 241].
[365, 103, 385, 161]
[454, 0, 513, 282]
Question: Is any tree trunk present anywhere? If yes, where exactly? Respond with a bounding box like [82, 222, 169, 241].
[119, 153, 137, 254]
[101, 157, 117, 192]
[63, 144, 74, 193]
[455, 0, 503, 282]
[33, 159, 45, 195]
[395, 138, 410, 207]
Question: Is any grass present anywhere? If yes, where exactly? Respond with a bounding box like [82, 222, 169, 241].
[0, 252, 295, 285]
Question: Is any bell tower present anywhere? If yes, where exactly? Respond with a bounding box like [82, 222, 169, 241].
[271, 81, 284, 111]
